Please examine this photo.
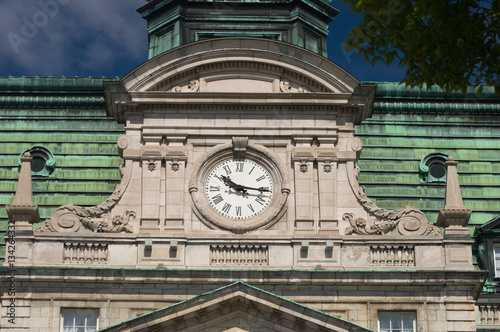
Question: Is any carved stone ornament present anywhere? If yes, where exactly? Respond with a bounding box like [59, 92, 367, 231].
[279, 80, 308, 93]
[345, 164, 441, 236]
[323, 164, 332, 173]
[171, 162, 180, 172]
[299, 164, 308, 173]
[147, 162, 156, 172]
[36, 161, 135, 234]
[170, 80, 200, 92]
[232, 136, 248, 159]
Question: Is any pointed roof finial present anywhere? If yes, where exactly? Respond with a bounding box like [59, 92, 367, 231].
[437, 156, 471, 228]
[6, 152, 40, 224]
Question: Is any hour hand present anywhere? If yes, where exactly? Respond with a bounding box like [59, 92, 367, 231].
[221, 175, 248, 194]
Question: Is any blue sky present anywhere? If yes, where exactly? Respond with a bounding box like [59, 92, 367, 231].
[0, 0, 405, 82]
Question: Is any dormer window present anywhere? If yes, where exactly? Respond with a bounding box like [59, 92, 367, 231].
[495, 247, 500, 277]
[419, 153, 448, 183]
[19, 146, 55, 177]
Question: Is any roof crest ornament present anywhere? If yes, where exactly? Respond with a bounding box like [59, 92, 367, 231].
[36, 160, 134, 234]
[345, 160, 441, 237]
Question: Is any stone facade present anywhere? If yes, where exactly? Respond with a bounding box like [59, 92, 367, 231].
[0, 37, 487, 331]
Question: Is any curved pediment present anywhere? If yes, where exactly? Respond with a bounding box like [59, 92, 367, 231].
[121, 38, 359, 94]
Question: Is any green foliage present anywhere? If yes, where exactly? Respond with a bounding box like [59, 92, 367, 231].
[342, 0, 500, 94]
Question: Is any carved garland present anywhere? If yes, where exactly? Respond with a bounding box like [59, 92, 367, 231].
[36, 159, 135, 234]
[344, 138, 441, 236]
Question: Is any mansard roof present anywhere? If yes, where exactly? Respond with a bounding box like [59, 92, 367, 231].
[100, 280, 372, 332]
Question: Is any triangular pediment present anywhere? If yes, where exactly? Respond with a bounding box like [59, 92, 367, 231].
[100, 281, 371, 332]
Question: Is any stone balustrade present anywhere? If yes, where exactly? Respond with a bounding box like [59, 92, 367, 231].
[477, 304, 500, 327]
[370, 245, 415, 267]
[210, 245, 268, 266]
[63, 242, 109, 264]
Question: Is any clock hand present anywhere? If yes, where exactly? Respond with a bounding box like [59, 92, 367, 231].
[220, 175, 248, 194]
[237, 184, 271, 193]
[220, 176, 270, 194]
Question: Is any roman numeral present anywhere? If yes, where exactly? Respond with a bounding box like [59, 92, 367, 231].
[223, 165, 232, 175]
[248, 166, 255, 174]
[255, 195, 266, 205]
[212, 194, 223, 204]
[256, 175, 266, 182]
[236, 206, 242, 216]
[210, 186, 220, 192]
[247, 204, 255, 212]
[236, 163, 244, 172]
[222, 202, 232, 213]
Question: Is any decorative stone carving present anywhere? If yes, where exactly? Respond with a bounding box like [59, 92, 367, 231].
[219, 301, 231, 315]
[174, 318, 186, 330]
[299, 164, 308, 173]
[248, 302, 259, 315]
[170, 162, 180, 172]
[170, 80, 200, 92]
[197, 310, 208, 323]
[271, 310, 283, 323]
[36, 161, 134, 233]
[147, 162, 156, 172]
[323, 164, 332, 173]
[232, 136, 248, 158]
[293, 318, 305, 331]
[81, 211, 135, 233]
[279, 80, 308, 93]
[345, 165, 441, 236]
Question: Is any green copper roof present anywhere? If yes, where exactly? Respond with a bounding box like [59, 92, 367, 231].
[0, 77, 124, 261]
[0, 76, 120, 109]
[356, 83, 500, 230]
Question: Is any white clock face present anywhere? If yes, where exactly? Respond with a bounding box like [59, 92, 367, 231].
[205, 158, 274, 220]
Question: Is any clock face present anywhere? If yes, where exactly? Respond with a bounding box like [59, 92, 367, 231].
[205, 158, 274, 220]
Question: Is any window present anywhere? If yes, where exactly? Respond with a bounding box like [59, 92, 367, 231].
[419, 152, 448, 183]
[19, 146, 55, 177]
[195, 32, 281, 42]
[304, 31, 320, 54]
[61, 309, 99, 332]
[494, 246, 500, 277]
[378, 312, 415, 332]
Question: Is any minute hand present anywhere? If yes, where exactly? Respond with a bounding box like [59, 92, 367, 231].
[238, 184, 271, 193]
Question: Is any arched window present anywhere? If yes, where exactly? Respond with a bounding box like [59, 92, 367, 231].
[419, 153, 448, 183]
[19, 146, 55, 177]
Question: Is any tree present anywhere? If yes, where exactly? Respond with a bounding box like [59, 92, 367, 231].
[342, 0, 499, 94]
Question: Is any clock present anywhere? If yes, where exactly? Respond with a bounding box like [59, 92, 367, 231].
[189, 142, 290, 233]
[205, 158, 274, 219]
